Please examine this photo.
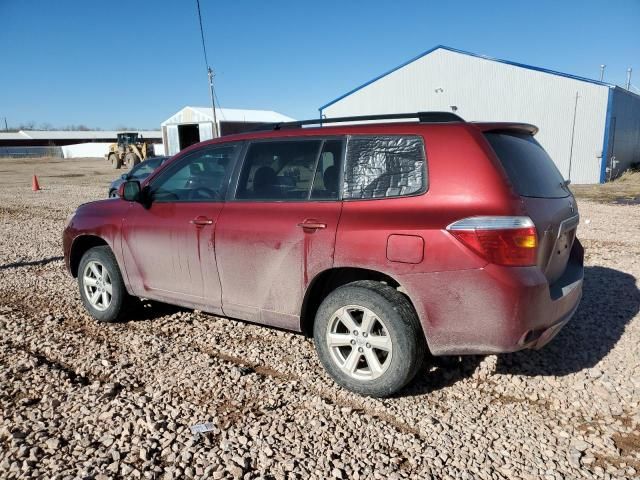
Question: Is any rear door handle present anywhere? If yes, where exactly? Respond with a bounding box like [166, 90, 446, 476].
[297, 220, 327, 230]
[190, 216, 213, 226]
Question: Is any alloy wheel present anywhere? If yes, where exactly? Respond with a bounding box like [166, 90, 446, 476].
[82, 260, 112, 311]
[326, 305, 393, 380]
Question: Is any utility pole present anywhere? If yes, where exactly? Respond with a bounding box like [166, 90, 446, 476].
[208, 67, 219, 137]
[196, 0, 219, 138]
[4, 117, 8, 131]
[599, 64, 606, 82]
[626, 68, 633, 90]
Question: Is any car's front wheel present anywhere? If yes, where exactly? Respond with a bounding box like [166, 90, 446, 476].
[125, 152, 138, 168]
[109, 153, 122, 169]
[78, 246, 129, 322]
[313, 280, 425, 397]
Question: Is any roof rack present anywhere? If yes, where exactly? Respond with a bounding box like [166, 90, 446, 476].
[257, 111, 464, 131]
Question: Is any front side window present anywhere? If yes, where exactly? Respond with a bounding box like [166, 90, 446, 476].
[344, 135, 427, 199]
[236, 140, 323, 200]
[150, 144, 239, 202]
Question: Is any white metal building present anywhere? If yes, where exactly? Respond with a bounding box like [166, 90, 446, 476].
[0, 130, 161, 144]
[320, 46, 640, 184]
[0, 130, 163, 158]
[161, 106, 295, 156]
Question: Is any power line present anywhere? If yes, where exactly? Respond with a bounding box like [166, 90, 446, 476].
[195, 0, 219, 136]
[195, 0, 209, 68]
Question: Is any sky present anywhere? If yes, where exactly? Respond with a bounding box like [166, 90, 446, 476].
[1, 0, 638, 130]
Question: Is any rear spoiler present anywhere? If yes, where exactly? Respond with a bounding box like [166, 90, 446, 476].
[472, 122, 538, 135]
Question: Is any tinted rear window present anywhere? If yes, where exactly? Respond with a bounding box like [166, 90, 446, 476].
[485, 132, 569, 198]
[344, 135, 426, 199]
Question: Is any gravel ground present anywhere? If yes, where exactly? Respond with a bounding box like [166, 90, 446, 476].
[1, 157, 639, 480]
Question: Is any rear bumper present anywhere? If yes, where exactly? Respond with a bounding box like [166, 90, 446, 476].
[518, 291, 581, 350]
[401, 239, 584, 356]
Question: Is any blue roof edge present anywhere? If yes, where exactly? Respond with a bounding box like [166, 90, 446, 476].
[612, 85, 640, 101]
[319, 45, 615, 112]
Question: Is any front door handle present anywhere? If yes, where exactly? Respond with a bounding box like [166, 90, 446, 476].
[297, 220, 327, 230]
[190, 216, 213, 226]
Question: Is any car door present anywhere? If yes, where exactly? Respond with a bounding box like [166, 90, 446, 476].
[215, 138, 344, 330]
[121, 143, 241, 313]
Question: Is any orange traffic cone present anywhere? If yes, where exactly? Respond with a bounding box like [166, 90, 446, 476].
[32, 175, 41, 191]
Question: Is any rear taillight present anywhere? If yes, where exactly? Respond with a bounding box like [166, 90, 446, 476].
[446, 216, 538, 266]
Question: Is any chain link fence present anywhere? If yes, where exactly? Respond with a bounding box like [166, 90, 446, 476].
[0, 146, 63, 158]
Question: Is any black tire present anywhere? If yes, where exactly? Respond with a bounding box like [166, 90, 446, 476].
[108, 189, 118, 198]
[77, 246, 130, 322]
[124, 152, 138, 168]
[313, 280, 425, 397]
[109, 153, 122, 170]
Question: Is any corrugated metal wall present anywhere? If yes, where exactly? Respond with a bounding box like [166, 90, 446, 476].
[166, 125, 179, 156]
[163, 107, 213, 125]
[199, 122, 214, 141]
[162, 108, 218, 154]
[607, 87, 640, 179]
[322, 48, 610, 184]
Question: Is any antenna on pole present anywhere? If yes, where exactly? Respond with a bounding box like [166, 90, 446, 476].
[196, 0, 219, 137]
[599, 64, 606, 82]
[626, 68, 633, 90]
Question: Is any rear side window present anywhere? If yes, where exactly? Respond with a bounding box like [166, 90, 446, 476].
[485, 132, 569, 198]
[236, 140, 322, 200]
[235, 139, 345, 201]
[311, 140, 344, 200]
[344, 135, 426, 200]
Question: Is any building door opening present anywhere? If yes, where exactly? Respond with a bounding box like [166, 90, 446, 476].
[178, 124, 200, 151]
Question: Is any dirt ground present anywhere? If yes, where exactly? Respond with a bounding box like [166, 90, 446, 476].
[1, 157, 639, 479]
[571, 171, 640, 205]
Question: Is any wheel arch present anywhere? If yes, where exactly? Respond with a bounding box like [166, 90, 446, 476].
[69, 235, 110, 277]
[300, 267, 422, 338]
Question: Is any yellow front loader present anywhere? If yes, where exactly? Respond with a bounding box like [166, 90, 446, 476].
[105, 132, 154, 169]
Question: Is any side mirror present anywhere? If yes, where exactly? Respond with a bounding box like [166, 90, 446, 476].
[121, 180, 141, 202]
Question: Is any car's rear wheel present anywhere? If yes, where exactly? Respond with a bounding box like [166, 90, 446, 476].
[313, 280, 425, 397]
[108, 189, 118, 198]
[78, 246, 129, 322]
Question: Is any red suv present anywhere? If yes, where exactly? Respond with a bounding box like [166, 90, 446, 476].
[63, 112, 583, 397]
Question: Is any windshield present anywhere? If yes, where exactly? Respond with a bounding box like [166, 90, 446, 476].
[118, 133, 138, 144]
[485, 132, 570, 199]
[130, 158, 163, 178]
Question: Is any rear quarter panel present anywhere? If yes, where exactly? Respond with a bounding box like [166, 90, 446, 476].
[334, 124, 525, 344]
